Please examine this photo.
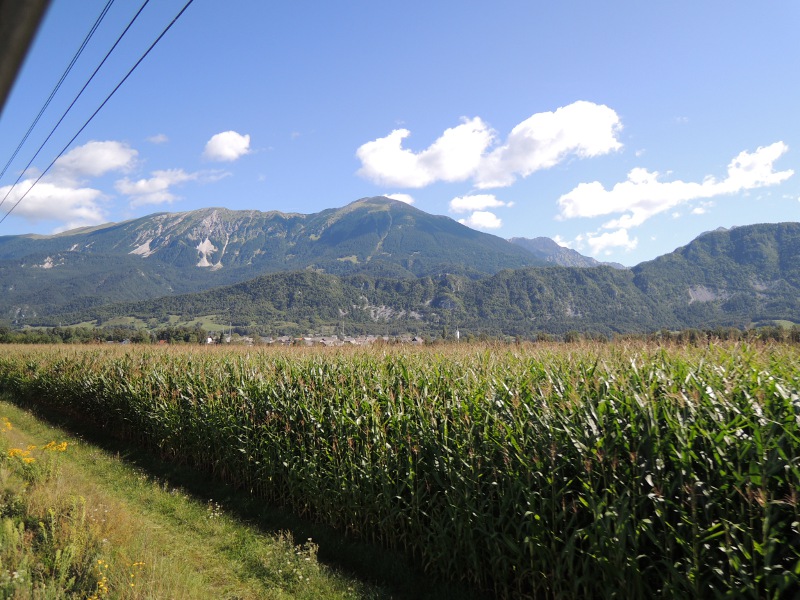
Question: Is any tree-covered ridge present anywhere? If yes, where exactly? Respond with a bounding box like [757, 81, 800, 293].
[37, 221, 800, 337]
[3, 200, 799, 336]
[632, 222, 800, 326]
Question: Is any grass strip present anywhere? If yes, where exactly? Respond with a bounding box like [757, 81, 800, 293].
[0, 399, 388, 599]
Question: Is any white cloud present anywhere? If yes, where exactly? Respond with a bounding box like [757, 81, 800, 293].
[115, 170, 228, 207]
[0, 179, 106, 230]
[356, 101, 622, 190]
[586, 228, 638, 255]
[0, 140, 140, 230]
[384, 193, 415, 204]
[147, 133, 168, 144]
[691, 201, 714, 215]
[552, 234, 574, 249]
[557, 142, 793, 230]
[719, 143, 792, 192]
[115, 169, 200, 206]
[475, 101, 622, 188]
[458, 210, 502, 230]
[203, 131, 251, 162]
[449, 193, 509, 214]
[53, 140, 137, 181]
[356, 118, 493, 188]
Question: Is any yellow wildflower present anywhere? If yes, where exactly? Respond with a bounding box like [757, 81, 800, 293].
[41, 441, 68, 452]
[8, 448, 35, 463]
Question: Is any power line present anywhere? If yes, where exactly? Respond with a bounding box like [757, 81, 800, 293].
[0, 0, 196, 226]
[0, 0, 153, 213]
[0, 0, 116, 186]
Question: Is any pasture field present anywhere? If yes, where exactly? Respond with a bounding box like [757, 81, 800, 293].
[0, 342, 798, 598]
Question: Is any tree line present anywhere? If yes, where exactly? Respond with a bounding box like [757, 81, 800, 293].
[2, 323, 799, 345]
[0, 325, 208, 345]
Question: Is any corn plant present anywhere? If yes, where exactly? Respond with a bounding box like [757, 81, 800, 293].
[0, 342, 798, 598]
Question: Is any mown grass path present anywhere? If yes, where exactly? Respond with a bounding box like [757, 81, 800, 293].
[0, 399, 408, 599]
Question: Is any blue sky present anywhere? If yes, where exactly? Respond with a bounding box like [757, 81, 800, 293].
[0, 0, 798, 266]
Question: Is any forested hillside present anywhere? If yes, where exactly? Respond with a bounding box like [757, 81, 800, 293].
[38, 222, 800, 337]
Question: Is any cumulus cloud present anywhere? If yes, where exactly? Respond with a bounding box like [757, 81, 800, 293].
[558, 142, 793, 230]
[0, 179, 106, 230]
[356, 118, 493, 187]
[586, 228, 638, 255]
[458, 210, 502, 230]
[0, 140, 141, 230]
[203, 131, 251, 162]
[449, 193, 509, 214]
[552, 234, 575, 249]
[53, 140, 137, 181]
[116, 169, 228, 207]
[115, 169, 199, 206]
[475, 101, 622, 188]
[356, 102, 622, 189]
[384, 193, 415, 204]
[691, 201, 714, 215]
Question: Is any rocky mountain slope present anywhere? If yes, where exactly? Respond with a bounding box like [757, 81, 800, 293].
[1, 197, 561, 321]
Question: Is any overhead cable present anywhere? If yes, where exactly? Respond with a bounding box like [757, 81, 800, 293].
[0, 0, 154, 212]
[0, 0, 116, 185]
[0, 0, 195, 226]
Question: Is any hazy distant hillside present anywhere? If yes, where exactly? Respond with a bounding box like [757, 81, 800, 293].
[509, 236, 626, 269]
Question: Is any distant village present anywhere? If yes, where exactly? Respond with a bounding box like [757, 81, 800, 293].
[212, 333, 427, 347]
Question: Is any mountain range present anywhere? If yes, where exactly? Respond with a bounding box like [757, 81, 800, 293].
[1, 196, 798, 337]
[0, 197, 603, 320]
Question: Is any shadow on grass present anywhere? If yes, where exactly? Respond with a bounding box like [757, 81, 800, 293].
[11, 397, 489, 600]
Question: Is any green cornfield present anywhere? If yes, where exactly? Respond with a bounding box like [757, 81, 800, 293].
[0, 342, 798, 598]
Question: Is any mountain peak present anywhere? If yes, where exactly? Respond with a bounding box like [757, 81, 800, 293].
[0, 198, 550, 321]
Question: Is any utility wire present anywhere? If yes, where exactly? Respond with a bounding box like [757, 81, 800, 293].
[0, 0, 154, 212]
[0, 0, 116, 185]
[0, 0, 195, 226]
